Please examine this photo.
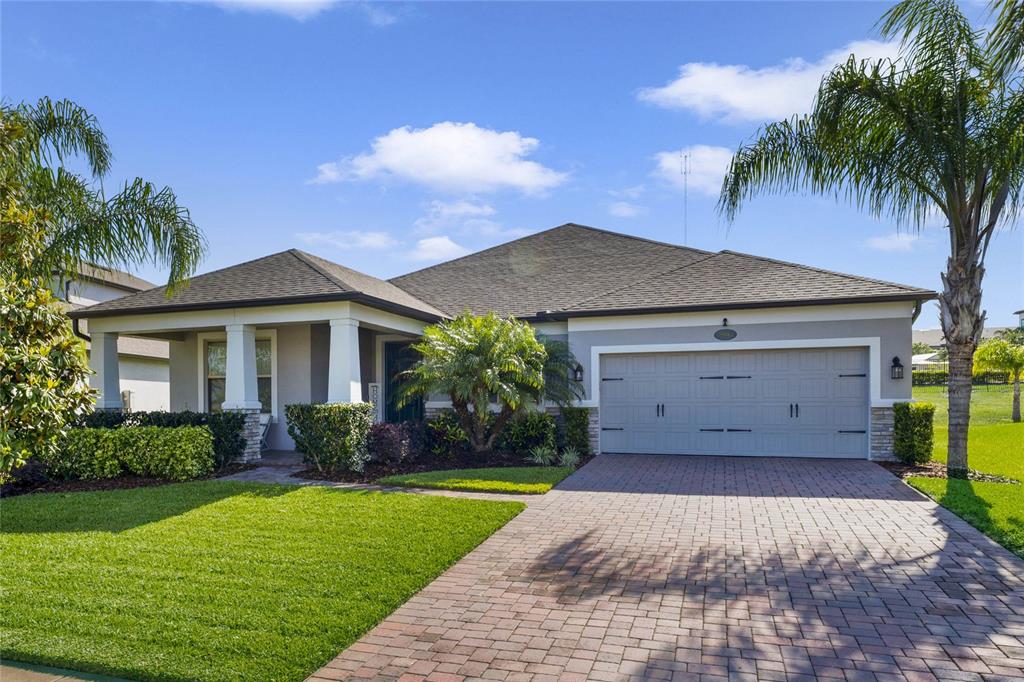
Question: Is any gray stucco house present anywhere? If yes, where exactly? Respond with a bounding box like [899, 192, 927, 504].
[70, 223, 935, 461]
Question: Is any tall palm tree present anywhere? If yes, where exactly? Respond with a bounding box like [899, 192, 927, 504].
[718, 0, 1023, 477]
[1, 97, 205, 292]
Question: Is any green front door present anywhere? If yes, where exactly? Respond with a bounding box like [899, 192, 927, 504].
[384, 341, 424, 423]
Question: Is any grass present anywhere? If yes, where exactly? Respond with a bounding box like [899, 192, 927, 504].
[908, 384, 1024, 558]
[0, 482, 524, 682]
[377, 466, 574, 494]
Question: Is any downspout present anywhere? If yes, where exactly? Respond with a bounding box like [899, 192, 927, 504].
[73, 317, 90, 343]
[911, 299, 923, 324]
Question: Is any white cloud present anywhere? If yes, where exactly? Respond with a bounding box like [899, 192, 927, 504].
[638, 40, 900, 122]
[653, 145, 734, 196]
[609, 185, 645, 200]
[204, 0, 398, 23]
[608, 201, 646, 218]
[866, 233, 919, 252]
[407, 236, 470, 262]
[297, 229, 398, 250]
[414, 199, 495, 233]
[312, 122, 567, 194]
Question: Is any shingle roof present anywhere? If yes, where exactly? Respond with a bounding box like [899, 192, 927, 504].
[390, 224, 714, 318]
[76, 263, 156, 292]
[69, 249, 444, 320]
[562, 249, 935, 315]
[392, 224, 934, 318]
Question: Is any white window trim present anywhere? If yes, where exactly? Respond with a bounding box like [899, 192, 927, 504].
[196, 329, 278, 417]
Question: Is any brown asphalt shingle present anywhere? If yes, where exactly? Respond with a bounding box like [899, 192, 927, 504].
[390, 223, 714, 318]
[69, 249, 444, 320]
[563, 249, 934, 314]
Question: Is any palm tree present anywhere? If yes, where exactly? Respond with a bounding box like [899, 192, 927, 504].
[718, 0, 1023, 477]
[975, 331, 1024, 422]
[1, 97, 205, 292]
[398, 313, 549, 454]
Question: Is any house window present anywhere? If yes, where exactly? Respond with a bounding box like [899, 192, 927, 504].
[205, 340, 272, 413]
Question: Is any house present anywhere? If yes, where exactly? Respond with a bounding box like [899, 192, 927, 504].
[912, 326, 1007, 350]
[58, 264, 170, 412]
[1016, 308, 1023, 329]
[69, 223, 935, 461]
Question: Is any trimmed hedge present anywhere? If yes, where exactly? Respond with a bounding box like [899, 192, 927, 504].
[51, 426, 215, 481]
[912, 370, 1010, 386]
[75, 410, 246, 468]
[285, 403, 375, 473]
[496, 411, 556, 453]
[893, 402, 935, 465]
[560, 406, 591, 455]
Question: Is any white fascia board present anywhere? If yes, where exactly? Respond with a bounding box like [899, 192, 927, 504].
[87, 300, 427, 336]
[567, 301, 915, 333]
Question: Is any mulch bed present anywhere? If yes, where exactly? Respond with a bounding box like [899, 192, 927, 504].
[880, 460, 1019, 484]
[0, 462, 260, 498]
[295, 451, 595, 485]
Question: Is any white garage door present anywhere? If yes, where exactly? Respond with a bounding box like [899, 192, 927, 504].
[599, 348, 869, 458]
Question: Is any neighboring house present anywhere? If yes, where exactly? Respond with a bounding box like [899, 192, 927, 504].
[912, 326, 1007, 350]
[58, 264, 170, 412]
[1016, 308, 1023, 328]
[70, 223, 935, 461]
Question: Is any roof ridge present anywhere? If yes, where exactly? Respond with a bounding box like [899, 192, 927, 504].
[568, 223, 714, 257]
[288, 249, 354, 293]
[390, 222, 712, 285]
[718, 249, 932, 293]
[560, 251, 722, 312]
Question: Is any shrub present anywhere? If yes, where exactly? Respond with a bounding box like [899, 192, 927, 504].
[285, 403, 374, 473]
[560, 406, 591, 455]
[496, 411, 556, 454]
[527, 444, 557, 466]
[425, 411, 471, 460]
[368, 422, 425, 466]
[52, 426, 214, 481]
[558, 446, 581, 468]
[893, 402, 936, 465]
[76, 410, 246, 468]
[911, 369, 1010, 386]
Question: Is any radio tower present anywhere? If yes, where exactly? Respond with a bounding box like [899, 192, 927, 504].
[681, 151, 690, 246]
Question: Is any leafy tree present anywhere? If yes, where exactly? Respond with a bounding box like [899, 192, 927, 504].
[0, 98, 204, 476]
[2, 97, 205, 293]
[718, 0, 1022, 477]
[913, 341, 936, 355]
[1, 119, 93, 475]
[976, 330, 1024, 421]
[399, 313, 550, 453]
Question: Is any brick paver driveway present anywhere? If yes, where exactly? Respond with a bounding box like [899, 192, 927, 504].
[311, 455, 1024, 681]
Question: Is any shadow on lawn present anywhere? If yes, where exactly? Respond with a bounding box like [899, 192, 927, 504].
[929, 477, 1024, 558]
[1, 481, 292, 534]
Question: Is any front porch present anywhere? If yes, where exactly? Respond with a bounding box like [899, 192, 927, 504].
[85, 300, 428, 457]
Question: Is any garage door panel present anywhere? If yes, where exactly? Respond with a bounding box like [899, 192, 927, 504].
[600, 348, 868, 458]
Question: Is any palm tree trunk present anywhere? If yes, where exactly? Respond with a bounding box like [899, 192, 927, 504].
[1013, 372, 1021, 423]
[939, 250, 985, 478]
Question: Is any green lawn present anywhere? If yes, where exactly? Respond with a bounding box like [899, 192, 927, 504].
[0, 482, 524, 682]
[908, 384, 1024, 558]
[378, 466, 574, 494]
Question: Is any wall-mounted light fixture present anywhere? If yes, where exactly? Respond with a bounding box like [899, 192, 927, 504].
[573, 363, 584, 383]
[891, 356, 904, 380]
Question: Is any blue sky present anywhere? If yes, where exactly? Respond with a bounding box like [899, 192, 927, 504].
[4, 0, 1021, 327]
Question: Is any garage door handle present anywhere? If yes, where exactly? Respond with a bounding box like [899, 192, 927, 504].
[796, 403, 799, 418]
[601, 427, 624, 431]
[789, 403, 793, 418]
[699, 428, 724, 432]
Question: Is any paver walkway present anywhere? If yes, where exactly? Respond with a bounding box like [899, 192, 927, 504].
[310, 455, 1024, 681]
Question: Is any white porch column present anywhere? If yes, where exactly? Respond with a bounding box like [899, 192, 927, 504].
[90, 331, 123, 410]
[328, 318, 362, 403]
[222, 324, 261, 411]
